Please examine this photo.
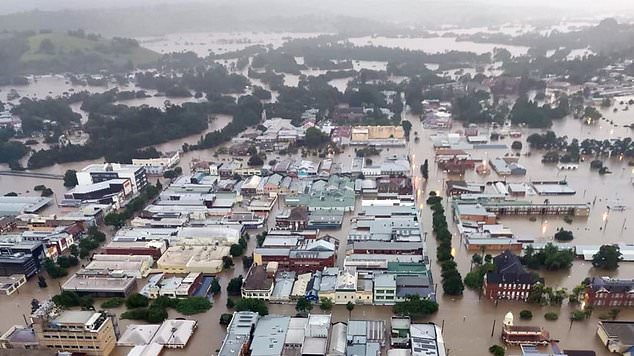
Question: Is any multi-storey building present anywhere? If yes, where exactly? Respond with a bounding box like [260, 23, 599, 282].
[584, 277, 634, 307]
[76, 163, 147, 193]
[31, 301, 117, 356]
[484, 250, 538, 301]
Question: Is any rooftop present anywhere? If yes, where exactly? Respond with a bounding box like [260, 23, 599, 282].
[251, 315, 290, 356]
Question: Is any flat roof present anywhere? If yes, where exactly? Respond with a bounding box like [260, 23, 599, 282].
[62, 274, 136, 292]
[250, 315, 290, 356]
[0, 196, 51, 215]
[53, 311, 98, 325]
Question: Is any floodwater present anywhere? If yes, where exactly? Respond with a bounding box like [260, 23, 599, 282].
[347, 36, 530, 56]
[1, 30, 632, 355]
[137, 32, 326, 57]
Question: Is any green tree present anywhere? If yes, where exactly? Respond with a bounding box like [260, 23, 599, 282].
[346, 301, 355, 318]
[175, 297, 212, 315]
[220, 313, 233, 326]
[401, 120, 412, 139]
[235, 298, 268, 316]
[592, 245, 623, 270]
[227, 276, 243, 296]
[554, 229, 574, 242]
[230, 244, 245, 257]
[489, 345, 505, 356]
[393, 296, 439, 318]
[101, 297, 125, 308]
[63, 169, 78, 187]
[222, 256, 235, 269]
[295, 297, 313, 313]
[544, 312, 559, 321]
[519, 310, 533, 320]
[146, 305, 168, 323]
[304, 127, 330, 148]
[319, 297, 333, 311]
[210, 278, 221, 295]
[104, 212, 124, 228]
[126, 293, 149, 309]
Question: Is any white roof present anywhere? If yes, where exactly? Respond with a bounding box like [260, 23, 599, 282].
[127, 343, 164, 356]
[151, 319, 197, 347]
[118, 324, 161, 346]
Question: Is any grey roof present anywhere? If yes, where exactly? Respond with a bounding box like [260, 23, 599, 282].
[251, 315, 290, 356]
[0, 196, 51, 215]
[410, 324, 445, 356]
[374, 274, 396, 289]
[117, 324, 161, 346]
[599, 321, 634, 346]
[219, 312, 260, 356]
[328, 323, 347, 355]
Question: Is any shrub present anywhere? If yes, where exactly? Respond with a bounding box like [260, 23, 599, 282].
[519, 310, 533, 320]
[121, 308, 148, 320]
[101, 297, 125, 308]
[175, 297, 212, 315]
[220, 313, 233, 326]
[235, 298, 268, 316]
[544, 312, 559, 321]
[126, 293, 150, 309]
[489, 345, 505, 356]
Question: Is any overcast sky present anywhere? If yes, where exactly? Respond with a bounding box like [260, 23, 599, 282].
[1, 0, 633, 20]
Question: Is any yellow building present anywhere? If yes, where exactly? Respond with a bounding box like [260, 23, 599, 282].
[351, 126, 405, 143]
[31, 302, 116, 356]
[157, 245, 230, 274]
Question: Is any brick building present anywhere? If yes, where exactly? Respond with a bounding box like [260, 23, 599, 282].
[484, 250, 538, 301]
[584, 277, 634, 307]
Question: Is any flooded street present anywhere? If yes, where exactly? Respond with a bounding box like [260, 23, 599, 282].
[0, 28, 632, 355]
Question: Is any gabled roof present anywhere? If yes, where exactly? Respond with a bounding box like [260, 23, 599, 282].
[486, 250, 537, 285]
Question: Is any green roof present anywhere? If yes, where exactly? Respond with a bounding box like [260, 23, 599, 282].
[387, 262, 428, 274]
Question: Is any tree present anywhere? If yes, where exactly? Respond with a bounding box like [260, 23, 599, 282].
[38, 38, 55, 54]
[101, 297, 125, 308]
[104, 212, 125, 228]
[320, 298, 333, 311]
[210, 278, 221, 295]
[56, 255, 79, 268]
[226, 298, 235, 309]
[220, 313, 233, 326]
[393, 296, 439, 318]
[592, 245, 623, 270]
[511, 141, 523, 150]
[471, 253, 483, 266]
[401, 120, 412, 139]
[420, 159, 429, 180]
[554, 229, 574, 242]
[489, 345, 505, 356]
[126, 293, 149, 309]
[230, 244, 245, 257]
[63, 169, 78, 187]
[52, 291, 81, 308]
[146, 305, 168, 323]
[346, 301, 355, 317]
[222, 256, 235, 269]
[235, 298, 268, 316]
[442, 269, 465, 295]
[544, 312, 559, 321]
[295, 297, 313, 313]
[175, 297, 212, 315]
[519, 310, 533, 320]
[304, 127, 330, 148]
[43, 258, 67, 279]
[69, 244, 79, 257]
[227, 276, 243, 296]
[248, 154, 263, 166]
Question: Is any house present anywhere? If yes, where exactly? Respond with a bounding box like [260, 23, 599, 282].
[484, 250, 539, 301]
[584, 277, 634, 307]
[242, 264, 275, 300]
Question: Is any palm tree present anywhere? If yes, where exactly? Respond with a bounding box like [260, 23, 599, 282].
[346, 302, 355, 319]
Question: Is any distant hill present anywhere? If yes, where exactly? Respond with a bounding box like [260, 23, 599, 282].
[0, 31, 160, 75]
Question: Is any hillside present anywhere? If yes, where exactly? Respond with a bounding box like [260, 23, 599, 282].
[15, 32, 160, 74]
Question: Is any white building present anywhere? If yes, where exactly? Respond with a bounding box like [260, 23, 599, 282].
[77, 163, 148, 193]
[132, 151, 180, 175]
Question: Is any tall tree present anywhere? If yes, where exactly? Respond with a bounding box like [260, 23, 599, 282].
[592, 245, 623, 270]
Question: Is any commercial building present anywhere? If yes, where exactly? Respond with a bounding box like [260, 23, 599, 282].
[0, 239, 45, 278]
[77, 163, 148, 193]
[584, 277, 634, 307]
[410, 323, 446, 356]
[501, 312, 549, 346]
[484, 250, 539, 301]
[64, 178, 133, 207]
[218, 311, 260, 356]
[84, 254, 154, 278]
[0, 274, 26, 295]
[62, 270, 137, 297]
[0, 196, 51, 216]
[349, 241, 424, 256]
[350, 125, 406, 146]
[31, 301, 117, 356]
[156, 245, 230, 274]
[597, 320, 634, 354]
[0, 325, 39, 350]
[151, 319, 197, 348]
[132, 151, 180, 175]
[242, 264, 275, 300]
[250, 315, 290, 356]
[346, 320, 385, 356]
[254, 239, 336, 274]
[102, 240, 166, 260]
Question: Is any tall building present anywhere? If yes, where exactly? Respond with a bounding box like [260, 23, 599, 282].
[484, 250, 539, 301]
[31, 301, 117, 356]
[76, 163, 148, 193]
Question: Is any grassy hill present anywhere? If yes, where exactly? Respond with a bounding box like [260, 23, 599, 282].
[19, 32, 160, 73]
